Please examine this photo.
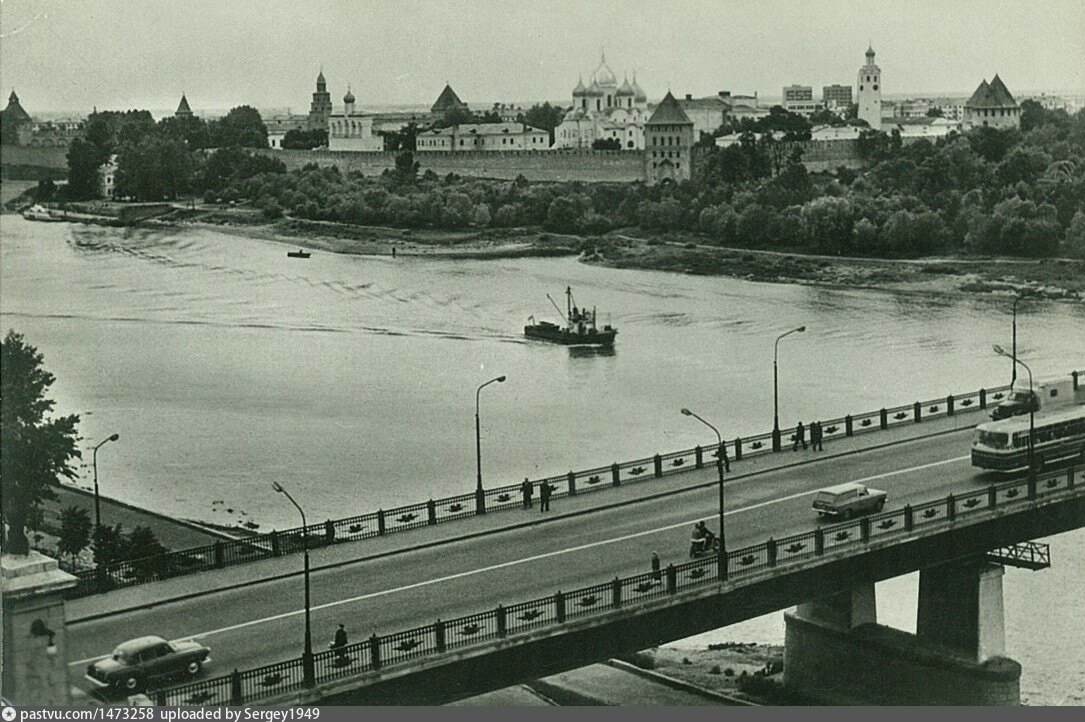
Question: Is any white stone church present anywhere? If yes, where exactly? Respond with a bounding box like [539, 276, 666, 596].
[553, 53, 650, 150]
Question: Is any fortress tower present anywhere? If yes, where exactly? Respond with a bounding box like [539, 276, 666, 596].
[308, 70, 333, 130]
[857, 45, 882, 131]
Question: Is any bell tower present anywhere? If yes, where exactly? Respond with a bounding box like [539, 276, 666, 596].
[857, 45, 882, 131]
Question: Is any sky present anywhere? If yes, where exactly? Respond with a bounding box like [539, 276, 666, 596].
[1, 0, 1083, 116]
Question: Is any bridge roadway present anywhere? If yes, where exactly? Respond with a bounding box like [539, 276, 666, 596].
[67, 425, 1016, 699]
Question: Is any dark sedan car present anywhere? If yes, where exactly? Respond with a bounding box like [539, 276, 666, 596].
[85, 635, 210, 693]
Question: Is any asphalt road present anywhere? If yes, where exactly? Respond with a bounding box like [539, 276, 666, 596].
[68, 428, 1003, 696]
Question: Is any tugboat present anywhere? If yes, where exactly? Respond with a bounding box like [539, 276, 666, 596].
[286, 249, 311, 259]
[524, 286, 617, 346]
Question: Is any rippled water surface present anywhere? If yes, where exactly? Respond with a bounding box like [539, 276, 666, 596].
[1, 217, 1083, 703]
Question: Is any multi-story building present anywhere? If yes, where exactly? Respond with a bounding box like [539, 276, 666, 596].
[553, 53, 650, 150]
[857, 45, 882, 130]
[892, 99, 932, 119]
[644, 91, 694, 184]
[822, 84, 853, 110]
[416, 122, 549, 151]
[677, 94, 729, 136]
[327, 88, 383, 151]
[784, 100, 826, 117]
[963, 75, 1020, 130]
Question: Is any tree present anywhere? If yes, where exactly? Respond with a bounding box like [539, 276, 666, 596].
[926, 107, 944, 118]
[66, 136, 110, 199]
[127, 526, 169, 580]
[1, 331, 81, 554]
[92, 523, 126, 566]
[1064, 210, 1085, 259]
[592, 138, 621, 151]
[282, 128, 328, 150]
[544, 196, 581, 233]
[209, 105, 268, 148]
[523, 103, 566, 144]
[57, 505, 92, 565]
[393, 151, 419, 183]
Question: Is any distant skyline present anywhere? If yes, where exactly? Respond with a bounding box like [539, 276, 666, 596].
[2, 0, 1083, 115]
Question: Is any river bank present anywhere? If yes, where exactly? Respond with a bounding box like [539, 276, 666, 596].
[5, 197, 1084, 300]
[134, 206, 1085, 301]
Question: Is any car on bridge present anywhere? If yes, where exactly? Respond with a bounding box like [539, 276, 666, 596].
[812, 482, 887, 519]
[85, 635, 210, 694]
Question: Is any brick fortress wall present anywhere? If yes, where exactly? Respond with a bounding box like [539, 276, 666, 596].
[257, 148, 647, 183]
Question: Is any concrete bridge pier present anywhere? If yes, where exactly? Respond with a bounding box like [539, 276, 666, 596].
[784, 566, 1021, 705]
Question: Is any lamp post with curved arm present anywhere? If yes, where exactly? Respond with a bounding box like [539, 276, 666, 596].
[272, 482, 314, 686]
[993, 345, 1035, 485]
[681, 408, 727, 578]
[475, 375, 507, 514]
[773, 326, 806, 452]
[92, 433, 120, 535]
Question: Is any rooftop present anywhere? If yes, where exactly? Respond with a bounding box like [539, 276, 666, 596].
[645, 92, 693, 125]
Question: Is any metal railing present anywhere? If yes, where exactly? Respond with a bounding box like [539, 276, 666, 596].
[68, 369, 1083, 599]
[153, 462, 1084, 706]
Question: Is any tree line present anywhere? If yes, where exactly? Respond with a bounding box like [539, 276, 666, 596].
[211, 100, 1085, 259]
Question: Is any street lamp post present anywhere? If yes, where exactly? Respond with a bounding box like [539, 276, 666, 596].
[475, 375, 507, 515]
[1011, 295, 1025, 386]
[993, 345, 1035, 484]
[272, 482, 314, 686]
[91, 433, 120, 535]
[681, 408, 727, 578]
[772, 326, 806, 452]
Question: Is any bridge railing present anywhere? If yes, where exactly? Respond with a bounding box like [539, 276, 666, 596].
[152, 462, 1083, 706]
[69, 370, 1084, 599]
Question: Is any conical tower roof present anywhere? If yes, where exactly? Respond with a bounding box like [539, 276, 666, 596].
[987, 74, 1017, 107]
[431, 83, 466, 113]
[175, 93, 193, 117]
[646, 91, 692, 125]
[2, 90, 31, 122]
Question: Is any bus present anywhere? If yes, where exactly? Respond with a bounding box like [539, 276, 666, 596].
[971, 405, 1085, 473]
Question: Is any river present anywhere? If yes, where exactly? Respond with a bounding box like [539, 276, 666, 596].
[1, 216, 1082, 704]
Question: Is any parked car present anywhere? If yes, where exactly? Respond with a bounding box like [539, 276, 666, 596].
[85, 636, 210, 693]
[812, 482, 887, 519]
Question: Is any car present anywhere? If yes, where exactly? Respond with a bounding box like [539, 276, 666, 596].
[85, 635, 210, 693]
[812, 482, 887, 519]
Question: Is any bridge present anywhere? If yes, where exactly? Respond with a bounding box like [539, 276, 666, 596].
[4, 371, 1083, 705]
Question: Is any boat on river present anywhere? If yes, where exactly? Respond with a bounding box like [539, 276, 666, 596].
[21, 205, 63, 222]
[286, 249, 311, 259]
[524, 286, 617, 346]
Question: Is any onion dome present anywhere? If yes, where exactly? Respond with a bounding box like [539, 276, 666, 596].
[592, 52, 617, 87]
[572, 76, 587, 97]
[632, 74, 647, 102]
[343, 87, 355, 104]
[586, 80, 604, 97]
[617, 76, 634, 97]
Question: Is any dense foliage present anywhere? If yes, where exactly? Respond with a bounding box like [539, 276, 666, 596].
[1, 331, 82, 555]
[210, 103, 1085, 259]
[65, 106, 269, 201]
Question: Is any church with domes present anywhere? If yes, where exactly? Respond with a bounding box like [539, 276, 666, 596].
[327, 84, 383, 151]
[553, 53, 650, 150]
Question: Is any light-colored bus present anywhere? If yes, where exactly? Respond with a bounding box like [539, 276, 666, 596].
[971, 405, 1085, 473]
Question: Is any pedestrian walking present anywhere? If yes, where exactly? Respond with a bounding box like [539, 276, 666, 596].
[332, 623, 348, 664]
[812, 421, 824, 451]
[391, 246, 397, 258]
[719, 442, 731, 472]
[651, 552, 662, 583]
[521, 477, 533, 508]
[793, 421, 806, 451]
[539, 481, 552, 512]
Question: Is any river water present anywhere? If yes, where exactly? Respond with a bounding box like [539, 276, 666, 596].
[1, 217, 1082, 703]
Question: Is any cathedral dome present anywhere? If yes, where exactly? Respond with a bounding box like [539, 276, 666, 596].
[343, 88, 355, 104]
[586, 80, 604, 96]
[572, 78, 587, 97]
[632, 75, 647, 102]
[592, 56, 617, 87]
[616, 77, 634, 97]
